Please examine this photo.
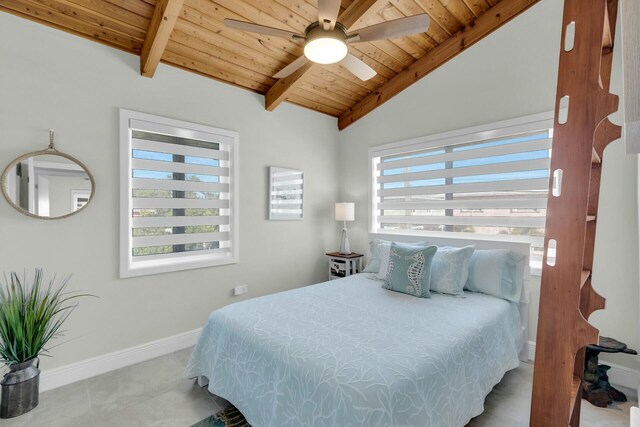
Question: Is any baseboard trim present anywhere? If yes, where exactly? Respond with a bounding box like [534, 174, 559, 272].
[527, 341, 640, 391]
[39, 328, 202, 392]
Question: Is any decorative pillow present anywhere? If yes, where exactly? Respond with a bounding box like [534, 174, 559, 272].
[465, 249, 526, 302]
[364, 240, 429, 278]
[374, 240, 429, 280]
[382, 243, 437, 298]
[429, 245, 475, 296]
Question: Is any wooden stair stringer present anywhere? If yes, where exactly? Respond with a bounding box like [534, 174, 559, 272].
[569, 372, 583, 426]
[530, 0, 619, 425]
[569, 312, 600, 424]
[581, 119, 621, 319]
[599, 0, 619, 84]
[593, 118, 622, 159]
[573, 309, 600, 353]
[580, 278, 606, 318]
[595, 90, 619, 125]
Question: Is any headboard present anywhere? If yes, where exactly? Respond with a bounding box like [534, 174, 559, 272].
[369, 232, 531, 362]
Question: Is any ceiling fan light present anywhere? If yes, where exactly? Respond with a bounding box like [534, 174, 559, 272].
[304, 37, 348, 64]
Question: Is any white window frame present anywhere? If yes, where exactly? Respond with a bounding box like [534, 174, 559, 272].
[119, 109, 239, 278]
[368, 111, 555, 275]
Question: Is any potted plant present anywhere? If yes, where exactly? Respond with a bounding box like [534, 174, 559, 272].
[0, 269, 91, 418]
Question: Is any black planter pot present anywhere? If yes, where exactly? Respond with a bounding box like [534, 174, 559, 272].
[0, 358, 40, 418]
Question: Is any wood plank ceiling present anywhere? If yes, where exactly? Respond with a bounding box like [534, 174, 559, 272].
[0, 0, 540, 129]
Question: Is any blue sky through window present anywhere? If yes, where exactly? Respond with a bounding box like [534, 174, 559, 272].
[132, 149, 220, 182]
[132, 170, 219, 183]
[380, 132, 550, 189]
[133, 150, 219, 167]
[452, 132, 548, 151]
[383, 149, 445, 163]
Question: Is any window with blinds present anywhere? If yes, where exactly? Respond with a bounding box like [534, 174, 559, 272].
[119, 110, 239, 277]
[370, 114, 554, 269]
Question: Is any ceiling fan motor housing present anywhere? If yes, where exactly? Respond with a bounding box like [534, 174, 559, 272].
[303, 22, 349, 64]
[305, 21, 347, 40]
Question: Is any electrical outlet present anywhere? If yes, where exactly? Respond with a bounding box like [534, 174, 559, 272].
[233, 285, 248, 296]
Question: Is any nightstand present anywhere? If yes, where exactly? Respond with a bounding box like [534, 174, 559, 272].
[326, 252, 364, 281]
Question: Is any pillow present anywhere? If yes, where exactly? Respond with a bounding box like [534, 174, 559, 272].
[465, 249, 526, 302]
[382, 242, 437, 298]
[429, 245, 475, 296]
[369, 240, 429, 280]
[376, 241, 394, 280]
[363, 239, 390, 273]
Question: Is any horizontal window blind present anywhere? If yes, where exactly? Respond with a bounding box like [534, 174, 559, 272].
[120, 110, 238, 277]
[371, 119, 554, 266]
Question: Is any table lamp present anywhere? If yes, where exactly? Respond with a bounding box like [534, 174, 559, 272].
[335, 202, 355, 254]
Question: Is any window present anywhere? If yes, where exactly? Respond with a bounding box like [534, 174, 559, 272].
[369, 113, 554, 271]
[119, 110, 239, 278]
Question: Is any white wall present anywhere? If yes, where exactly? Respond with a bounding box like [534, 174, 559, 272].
[0, 13, 340, 370]
[338, 0, 640, 372]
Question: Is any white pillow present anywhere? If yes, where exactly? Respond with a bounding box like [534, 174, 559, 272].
[465, 249, 526, 302]
[363, 239, 391, 273]
[429, 246, 475, 296]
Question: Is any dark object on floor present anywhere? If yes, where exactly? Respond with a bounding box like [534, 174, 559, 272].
[582, 336, 637, 408]
[191, 405, 250, 427]
[0, 358, 40, 419]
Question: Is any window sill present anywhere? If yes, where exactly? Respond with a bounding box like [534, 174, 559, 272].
[121, 255, 237, 278]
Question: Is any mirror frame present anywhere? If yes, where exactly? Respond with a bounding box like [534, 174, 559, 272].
[268, 166, 304, 221]
[1, 147, 96, 220]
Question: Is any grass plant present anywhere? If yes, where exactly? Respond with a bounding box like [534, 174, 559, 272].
[0, 269, 91, 366]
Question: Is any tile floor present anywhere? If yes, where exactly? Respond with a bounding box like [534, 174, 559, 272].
[1, 349, 636, 427]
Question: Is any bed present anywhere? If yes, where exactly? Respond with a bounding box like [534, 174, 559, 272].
[185, 235, 530, 427]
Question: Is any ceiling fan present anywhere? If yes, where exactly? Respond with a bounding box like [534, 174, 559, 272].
[223, 0, 430, 81]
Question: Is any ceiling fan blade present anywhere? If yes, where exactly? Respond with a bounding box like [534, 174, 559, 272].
[317, 0, 341, 30]
[348, 14, 430, 43]
[339, 53, 377, 81]
[224, 19, 304, 41]
[273, 56, 310, 79]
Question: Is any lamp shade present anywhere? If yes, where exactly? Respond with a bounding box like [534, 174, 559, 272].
[335, 202, 355, 222]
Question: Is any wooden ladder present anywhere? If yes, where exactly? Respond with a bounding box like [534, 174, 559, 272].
[530, 0, 621, 426]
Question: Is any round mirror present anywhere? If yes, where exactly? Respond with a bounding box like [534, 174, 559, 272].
[2, 149, 95, 219]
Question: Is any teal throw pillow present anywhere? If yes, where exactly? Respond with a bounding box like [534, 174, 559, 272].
[382, 243, 437, 298]
[371, 240, 429, 280]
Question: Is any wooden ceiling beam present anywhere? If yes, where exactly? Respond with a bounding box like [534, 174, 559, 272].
[264, 0, 384, 112]
[140, 0, 185, 78]
[264, 62, 315, 112]
[339, 0, 386, 29]
[338, 0, 541, 130]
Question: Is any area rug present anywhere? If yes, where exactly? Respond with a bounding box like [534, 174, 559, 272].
[191, 405, 250, 427]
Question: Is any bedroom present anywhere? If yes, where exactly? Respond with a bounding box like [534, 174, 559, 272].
[0, 0, 638, 426]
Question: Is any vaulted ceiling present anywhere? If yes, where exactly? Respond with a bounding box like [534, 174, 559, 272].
[1, 0, 539, 129]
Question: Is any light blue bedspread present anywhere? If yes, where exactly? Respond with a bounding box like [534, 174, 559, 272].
[185, 274, 522, 427]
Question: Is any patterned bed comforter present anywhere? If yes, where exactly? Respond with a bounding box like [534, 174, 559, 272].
[185, 274, 522, 427]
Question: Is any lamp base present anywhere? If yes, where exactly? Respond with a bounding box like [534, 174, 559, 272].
[339, 228, 351, 255]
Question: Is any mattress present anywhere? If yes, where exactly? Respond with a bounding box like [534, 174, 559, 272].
[184, 273, 522, 427]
